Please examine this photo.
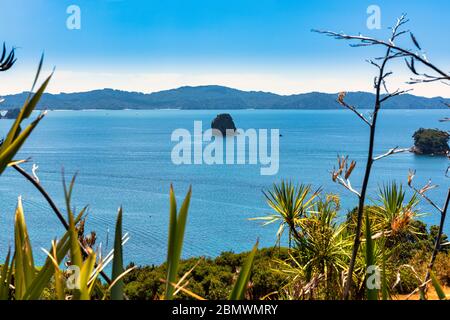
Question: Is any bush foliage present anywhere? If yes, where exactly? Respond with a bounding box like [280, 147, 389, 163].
[123, 248, 290, 300]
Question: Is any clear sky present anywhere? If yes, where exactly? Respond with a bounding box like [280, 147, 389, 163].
[0, 0, 449, 97]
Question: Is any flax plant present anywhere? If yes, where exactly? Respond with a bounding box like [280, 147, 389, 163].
[251, 182, 320, 247]
[253, 182, 353, 299]
[163, 185, 258, 301]
[370, 183, 421, 240]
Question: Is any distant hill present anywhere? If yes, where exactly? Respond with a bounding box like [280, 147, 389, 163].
[1, 85, 449, 110]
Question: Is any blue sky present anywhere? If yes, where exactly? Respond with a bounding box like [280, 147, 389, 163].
[0, 0, 449, 96]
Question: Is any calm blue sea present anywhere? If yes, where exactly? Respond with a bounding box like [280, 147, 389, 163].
[0, 109, 448, 265]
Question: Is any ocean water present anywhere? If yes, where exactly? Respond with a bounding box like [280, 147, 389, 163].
[0, 109, 448, 266]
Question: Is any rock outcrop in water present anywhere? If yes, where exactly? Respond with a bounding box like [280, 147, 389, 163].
[211, 113, 237, 136]
[412, 128, 450, 155]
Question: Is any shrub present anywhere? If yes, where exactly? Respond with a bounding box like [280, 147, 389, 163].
[123, 247, 289, 300]
[434, 252, 450, 286]
[395, 267, 421, 294]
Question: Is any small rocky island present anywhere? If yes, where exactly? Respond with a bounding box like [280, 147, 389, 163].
[211, 113, 237, 136]
[412, 128, 449, 155]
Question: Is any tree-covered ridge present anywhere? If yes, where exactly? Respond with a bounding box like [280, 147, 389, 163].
[1, 86, 449, 110]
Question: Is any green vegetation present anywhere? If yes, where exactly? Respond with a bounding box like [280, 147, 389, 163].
[252, 182, 449, 300]
[123, 248, 289, 300]
[412, 128, 450, 155]
[121, 209, 449, 300]
[1, 14, 449, 301]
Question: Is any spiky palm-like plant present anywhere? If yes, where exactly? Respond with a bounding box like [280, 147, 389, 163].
[297, 196, 352, 299]
[371, 182, 421, 239]
[251, 181, 320, 247]
[264, 194, 352, 299]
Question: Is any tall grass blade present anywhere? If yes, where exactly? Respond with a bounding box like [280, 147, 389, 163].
[14, 197, 36, 299]
[229, 241, 259, 300]
[430, 271, 446, 300]
[165, 185, 192, 300]
[0, 112, 45, 175]
[24, 211, 83, 300]
[111, 207, 124, 300]
[0, 64, 52, 156]
[381, 243, 389, 300]
[79, 249, 97, 300]
[51, 241, 66, 300]
[68, 208, 82, 270]
[0, 249, 12, 300]
[365, 213, 378, 300]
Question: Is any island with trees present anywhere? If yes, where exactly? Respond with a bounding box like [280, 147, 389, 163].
[412, 128, 450, 155]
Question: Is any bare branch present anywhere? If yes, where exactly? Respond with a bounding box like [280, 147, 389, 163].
[410, 32, 422, 50]
[335, 175, 361, 197]
[408, 171, 443, 213]
[331, 156, 361, 197]
[373, 146, 411, 161]
[407, 76, 449, 84]
[415, 190, 442, 213]
[366, 59, 381, 70]
[337, 92, 372, 126]
[380, 88, 413, 103]
[31, 163, 40, 183]
[312, 28, 450, 82]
